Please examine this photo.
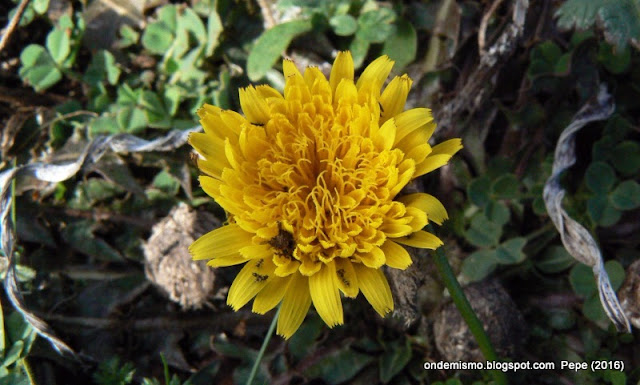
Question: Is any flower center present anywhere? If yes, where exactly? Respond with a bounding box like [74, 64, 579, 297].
[229, 80, 415, 277]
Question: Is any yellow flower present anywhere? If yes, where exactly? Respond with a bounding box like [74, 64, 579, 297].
[189, 52, 462, 339]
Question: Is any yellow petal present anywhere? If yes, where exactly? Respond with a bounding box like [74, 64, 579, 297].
[380, 222, 413, 238]
[199, 175, 239, 213]
[304, 66, 331, 102]
[227, 257, 276, 310]
[398, 193, 449, 225]
[189, 223, 254, 260]
[239, 86, 271, 124]
[197, 103, 222, 119]
[239, 244, 273, 260]
[335, 258, 359, 298]
[283, 58, 302, 79]
[255, 84, 283, 100]
[414, 154, 453, 177]
[334, 78, 358, 106]
[329, 51, 354, 95]
[374, 118, 396, 151]
[356, 55, 393, 97]
[381, 240, 412, 270]
[380, 74, 413, 122]
[253, 275, 289, 314]
[394, 230, 443, 249]
[353, 264, 393, 317]
[206, 254, 246, 267]
[404, 143, 432, 165]
[405, 206, 428, 231]
[196, 157, 228, 178]
[431, 138, 463, 156]
[189, 132, 225, 160]
[275, 259, 301, 277]
[277, 273, 311, 339]
[358, 246, 386, 268]
[309, 261, 343, 327]
[394, 108, 435, 146]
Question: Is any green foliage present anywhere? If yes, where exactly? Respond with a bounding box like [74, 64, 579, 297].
[247, 19, 314, 81]
[569, 261, 625, 325]
[93, 357, 135, 385]
[0, 310, 37, 384]
[556, 0, 640, 50]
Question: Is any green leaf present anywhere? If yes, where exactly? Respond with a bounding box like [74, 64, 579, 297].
[142, 22, 174, 54]
[246, 19, 313, 81]
[585, 161, 616, 194]
[305, 346, 375, 384]
[605, 260, 625, 291]
[46, 28, 71, 64]
[180, 7, 207, 40]
[536, 246, 575, 274]
[349, 33, 370, 68]
[547, 309, 576, 330]
[587, 194, 621, 226]
[461, 249, 498, 282]
[610, 141, 640, 175]
[288, 316, 323, 361]
[118, 24, 139, 48]
[599, 0, 640, 50]
[467, 176, 491, 207]
[597, 43, 631, 74]
[357, 8, 396, 43]
[85, 50, 121, 86]
[379, 338, 412, 383]
[527, 41, 562, 78]
[60, 220, 123, 261]
[555, 0, 640, 50]
[141, 91, 170, 128]
[491, 173, 520, 199]
[205, 9, 223, 57]
[610, 180, 640, 210]
[0, 295, 4, 356]
[569, 263, 597, 298]
[465, 214, 502, 248]
[19, 44, 62, 91]
[483, 201, 510, 226]
[494, 237, 527, 265]
[583, 293, 607, 323]
[381, 19, 417, 71]
[2, 341, 24, 367]
[117, 106, 147, 134]
[142, 6, 178, 55]
[330, 14, 358, 36]
[152, 170, 180, 195]
[163, 87, 182, 117]
[33, 0, 50, 14]
[555, 0, 604, 30]
[89, 116, 120, 135]
[6, 312, 36, 348]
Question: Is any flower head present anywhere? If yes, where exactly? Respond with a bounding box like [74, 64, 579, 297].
[189, 52, 462, 338]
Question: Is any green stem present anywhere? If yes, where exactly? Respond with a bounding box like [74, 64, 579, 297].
[431, 245, 508, 385]
[246, 306, 281, 385]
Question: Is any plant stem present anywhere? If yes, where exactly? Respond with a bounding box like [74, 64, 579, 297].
[431, 245, 508, 385]
[246, 305, 281, 385]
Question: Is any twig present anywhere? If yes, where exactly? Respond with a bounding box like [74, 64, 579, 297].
[256, 0, 276, 29]
[37, 310, 266, 332]
[435, 0, 529, 137]
[0, 0, 31, 54]
[478, 0, 506, 55]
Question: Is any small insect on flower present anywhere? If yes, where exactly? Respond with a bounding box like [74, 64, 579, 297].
[189, 51, 462, 339]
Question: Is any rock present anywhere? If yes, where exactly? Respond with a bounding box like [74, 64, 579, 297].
[618, 259, 640, 329]
[143, 203, 219, 309]
[434, 280, 527, 362]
